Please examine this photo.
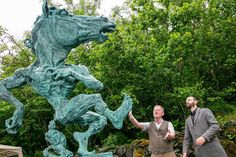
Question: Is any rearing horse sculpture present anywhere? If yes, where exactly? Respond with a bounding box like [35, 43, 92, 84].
[0, 1, 132, 157]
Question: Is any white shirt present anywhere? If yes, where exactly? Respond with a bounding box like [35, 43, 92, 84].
[141, 120, 175, 133]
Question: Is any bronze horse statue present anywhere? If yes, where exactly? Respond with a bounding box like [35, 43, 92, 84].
[0, 1, 132, 156]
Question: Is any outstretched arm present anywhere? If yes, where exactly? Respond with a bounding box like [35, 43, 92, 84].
[72, 70, 103, 91]
[52, 65, 103, 90]
[0, 68, 27, 134]
[128, 111, 144, 130]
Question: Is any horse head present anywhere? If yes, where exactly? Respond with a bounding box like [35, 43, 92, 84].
[25, 0, 116, 66]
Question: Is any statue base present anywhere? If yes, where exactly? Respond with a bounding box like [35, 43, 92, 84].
[79, 152, 113, 157]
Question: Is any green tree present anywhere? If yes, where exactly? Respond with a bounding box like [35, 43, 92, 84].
[74, 0, 236, 139]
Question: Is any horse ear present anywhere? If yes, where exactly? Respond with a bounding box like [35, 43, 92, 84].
[42, 0, 49, 17]
[24, 39, 33, 48]
[24, 39, 36, 54]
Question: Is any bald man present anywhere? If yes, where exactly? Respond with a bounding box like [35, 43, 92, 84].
[129, 105, 176, 157]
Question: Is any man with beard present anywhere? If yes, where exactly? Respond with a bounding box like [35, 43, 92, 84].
[183, 96, 227, 157]
[129, 105, 176, 157]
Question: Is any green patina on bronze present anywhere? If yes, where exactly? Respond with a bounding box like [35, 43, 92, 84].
[0, 0, 132, 156]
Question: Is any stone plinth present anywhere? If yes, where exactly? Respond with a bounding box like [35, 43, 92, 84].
[0, 144, 23, 157]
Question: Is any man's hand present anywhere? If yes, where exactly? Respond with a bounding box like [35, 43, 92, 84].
[195, 136, 206, 145]
[182, 153, 188, 157]
[164, 130, 175, 140]
[128, 111, 132, 117]
[128, 111, 134, 121]
[164, 130, 171, 139]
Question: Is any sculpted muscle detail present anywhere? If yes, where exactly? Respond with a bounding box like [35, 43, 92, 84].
[29, 66, 76, 97]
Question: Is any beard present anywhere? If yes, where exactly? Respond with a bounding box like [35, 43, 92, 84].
[186, 103, 194, 109]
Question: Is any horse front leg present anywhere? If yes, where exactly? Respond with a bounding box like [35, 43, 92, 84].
[0, 83, 24, 134]
[0, 69, 27, 134]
